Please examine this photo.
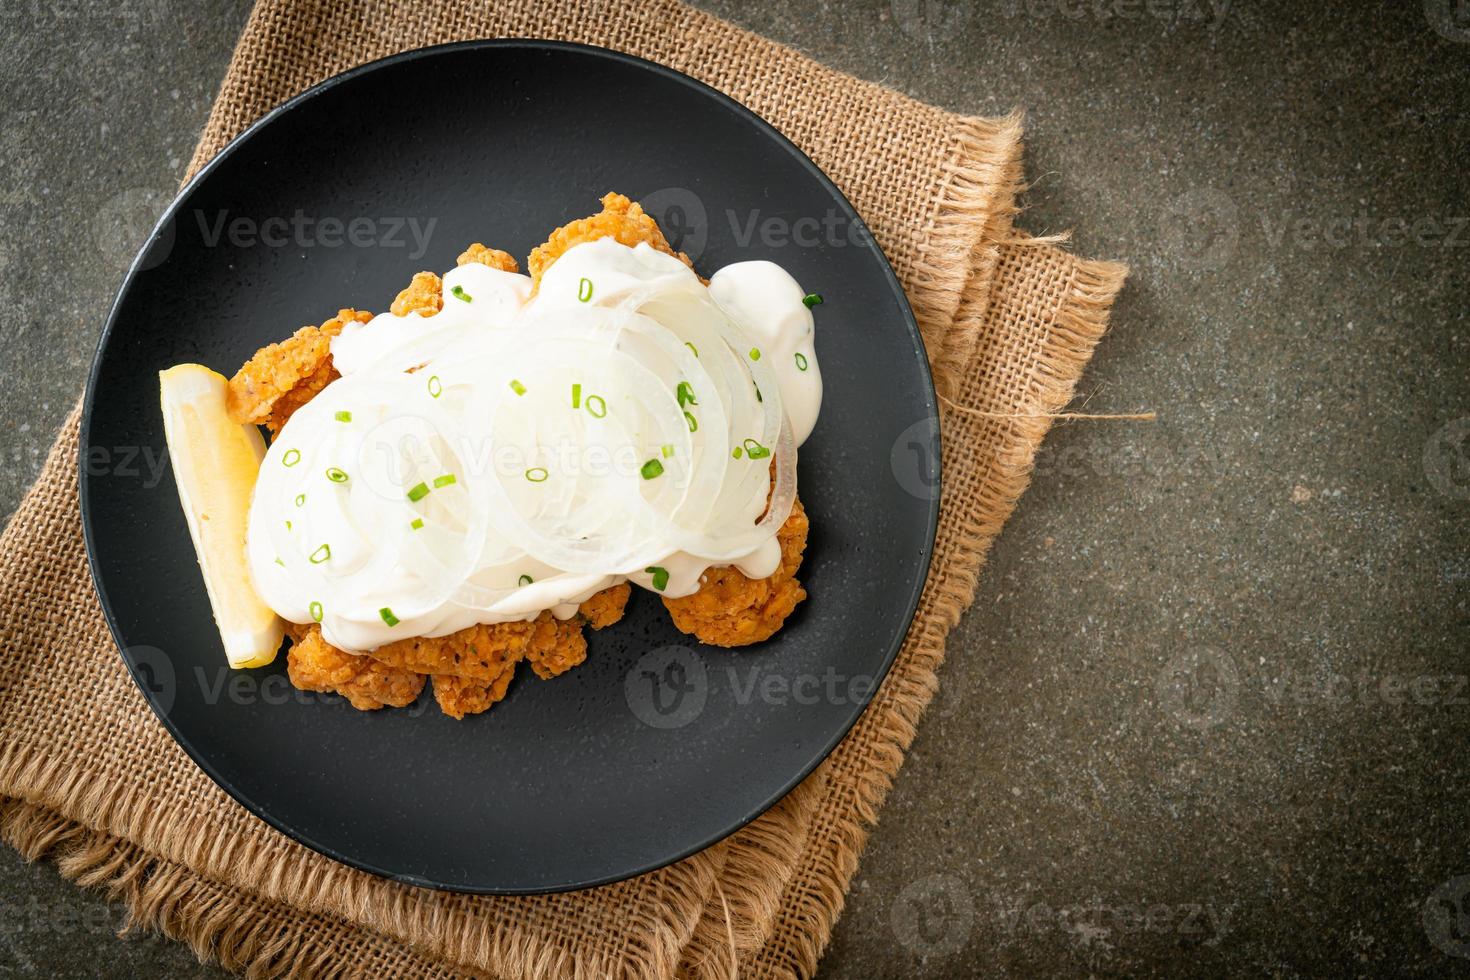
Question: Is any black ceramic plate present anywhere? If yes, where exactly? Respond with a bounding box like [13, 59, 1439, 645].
[81, 41, 939, 894]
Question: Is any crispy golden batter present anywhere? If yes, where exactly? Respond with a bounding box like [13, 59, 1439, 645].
[578, 582, 632, 630]
[225, 308, 371, 433]
[663, 497, 809, 647]
[364, 618, 544, 681]
[285, 624, 425, 711]
[523, 614, 589, 681]
[456, 243, 519, 272]
[432, 666, 518, 720]
[527, 192, 692, 288]
[389, 271, 443, 317]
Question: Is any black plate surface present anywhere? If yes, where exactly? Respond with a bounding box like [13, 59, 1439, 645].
[81, 41, 939, 893]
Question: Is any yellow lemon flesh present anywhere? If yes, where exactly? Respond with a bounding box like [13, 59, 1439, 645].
[159, 364, 283, 668]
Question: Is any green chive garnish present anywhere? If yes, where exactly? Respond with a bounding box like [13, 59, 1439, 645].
[427, 375, 443, 398]
[379, 607, 400, 627]
[661, 444, 674, 458]
[686, 341, 699, 357]
[640, 458, 664, 480]
[410, 517, 424, 530]
[802, 293, 823, 308]
[743, 438, 771, 459]
[407, 482, 430, 502]
[646, 566, 670, 591]
[433, 473, 457, 488]
[294, 493, 305, 507]
[571, 383, 582, 409]
[274, 557, 284, 567]
[578, 277, 593, 302]
[334, 410, 352, 423]
[309, 543, 331, 564]
[684, 411, 698, 432]
[586, 394, 607, 418]
[285, 520, 292, 531]
[326, 466, 348, 483]
[525, 467, 549, 483]
[510, 379, 526, 396]
[518, 574, 533, 586]
[749, 347, 761, 361]
[451, 284, 472, 302]
[732, 447, 743, 459]
[282, 448, 301, 467]
[309, 601, 323, 622]
[795, 352, 809, 371]
[676, 381, 697, 407]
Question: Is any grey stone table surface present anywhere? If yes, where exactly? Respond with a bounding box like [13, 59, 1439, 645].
[1, 1, 1466, 977]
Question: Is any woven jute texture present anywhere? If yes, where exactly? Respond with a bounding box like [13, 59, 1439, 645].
[0, 1, 1127, 977]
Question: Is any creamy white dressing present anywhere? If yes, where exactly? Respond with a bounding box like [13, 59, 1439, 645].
[246, 239, 822, 652]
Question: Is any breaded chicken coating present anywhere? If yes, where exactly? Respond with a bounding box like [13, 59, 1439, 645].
[225, 308, 371, 433]
[663, 497, 809, 647]
[578, 582, 632, 630]
[389, 271, 443, 317]
[363, 617, 547, 681]
[285, 624, 425, 711]
[432, 669, 518, 721]
[456, 243, 519, 272]
[527, 192, 693, 289]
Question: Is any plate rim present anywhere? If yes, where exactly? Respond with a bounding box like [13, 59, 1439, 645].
[79, 38, 942, 894]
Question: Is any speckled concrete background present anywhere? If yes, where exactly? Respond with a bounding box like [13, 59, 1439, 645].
[1, 1, 1467, 977]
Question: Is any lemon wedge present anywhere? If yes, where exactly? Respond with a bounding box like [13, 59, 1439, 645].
[159, 364, 284, 668]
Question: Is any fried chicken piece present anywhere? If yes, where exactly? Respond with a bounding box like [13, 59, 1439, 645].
[364, 618, 542, 681]
[285, 624, 425, 711]
[431, 665, 518, 720]
[225, 308, 371, 432]
[527, 192, 693, 289]
[456, 243, 520, 272]
[578, 582, 632, 630]
[663, 497, 809, 647]
[523, 613, 589, 680]
[389, 271, 443, 317]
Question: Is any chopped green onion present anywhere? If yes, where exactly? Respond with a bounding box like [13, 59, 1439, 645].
[749, 347, 761, 361]
[284, 520, 292, 531]
[646, 566, 670, 591]
[451, 284, 472, 302]
[294, 493, 305, 507]
[571, 383, 582, 409]
[577, 277, 593, 303]
[282, 448, 301, 467]
[309, 601, 323, 622]
[732, 447, 743, 459]
[661, 444, 674, 458]
[640, 458, 664, 480]
[379, 607, 400, 627]
[755, 384, 763, 403]
[684, 411, 698, 432]
[325, 466, 348, 483]
[510, 379, 526, 396]
[676, 381, 697, 407]
[802, 293, 823, 308]
[432, 473, 457, 488]
[743, 438, 771, 459]
[518, 574, 533, 586]
[525, 467, 549, 483]
[406, 482, 430, 502]
[334, 410, 352, 423]
[795, 352, 809, 371]
[427, 375, 443, 398]
[410, 517, 424, 530]
[685, 341, 699, 357]
[274, 557, 284, 567]
[586, 394, 607, 418]
[309, 543, 331, 564]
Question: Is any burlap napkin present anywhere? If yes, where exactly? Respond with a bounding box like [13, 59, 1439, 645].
[0, 1, 1127, 976]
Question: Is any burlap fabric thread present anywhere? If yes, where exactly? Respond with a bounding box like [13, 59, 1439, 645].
[0, 1, 1128, 976]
